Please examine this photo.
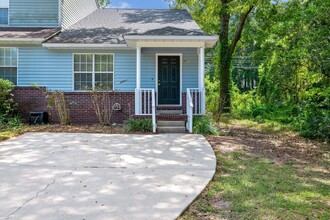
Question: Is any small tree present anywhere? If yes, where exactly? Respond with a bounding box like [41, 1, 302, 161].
[45, 91, 71, 125]
[91, 89, 116, 126]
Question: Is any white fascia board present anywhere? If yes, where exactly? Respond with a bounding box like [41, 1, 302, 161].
[136, 41, 205, 48]
[42, 43, 128, 49]
[0, 38, 44, 44]
[124, 35, 219, 48]
[124, 35, 219, 41]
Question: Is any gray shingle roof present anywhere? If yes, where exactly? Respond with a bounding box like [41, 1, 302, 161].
[0, 27, 60, 39]
[48, 9, 210, 44]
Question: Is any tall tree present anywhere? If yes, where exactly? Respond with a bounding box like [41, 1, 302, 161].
[173, 0, 269, 117]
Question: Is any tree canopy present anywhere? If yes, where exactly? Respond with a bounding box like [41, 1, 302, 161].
[172, 0, 330, 141]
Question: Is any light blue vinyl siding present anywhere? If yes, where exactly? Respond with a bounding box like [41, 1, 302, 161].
[141, 48, 199, 90]
[10, 0, 59, 27]
[17, 47, 137, 91]
[18, 47, 73, 91]
[16, 47, 199, 92]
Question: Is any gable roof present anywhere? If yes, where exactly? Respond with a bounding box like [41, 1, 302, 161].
[47, 9, 217, 46]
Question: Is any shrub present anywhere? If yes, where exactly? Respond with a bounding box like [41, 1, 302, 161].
[0, 79, 17, 123]
[41, 89, 71, 125]
[193, 115, 219, 135]
[124, 118, 152, 133]
[294, 87, 330, 142]
[7, 115, 23, 128]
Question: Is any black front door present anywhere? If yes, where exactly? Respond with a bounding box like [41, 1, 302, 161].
[158, 56, 180, 105]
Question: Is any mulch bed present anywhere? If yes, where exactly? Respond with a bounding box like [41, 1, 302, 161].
[26, 124, 128, 134]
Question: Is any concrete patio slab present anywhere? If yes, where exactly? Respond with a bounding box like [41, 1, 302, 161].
[0, 133, 216, 220]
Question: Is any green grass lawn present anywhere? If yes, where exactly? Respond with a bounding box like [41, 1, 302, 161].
[180, 120, 330, 220]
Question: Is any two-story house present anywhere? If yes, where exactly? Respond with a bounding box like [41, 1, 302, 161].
[0, 0, 218, 133]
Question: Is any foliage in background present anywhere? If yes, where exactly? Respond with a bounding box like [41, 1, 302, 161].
[124, 118, 152, 133]
[99, 0, 110, 8]
[174, 0, 329, 142]
[174, 0, 274, 116]
[193, 115, 219, 135]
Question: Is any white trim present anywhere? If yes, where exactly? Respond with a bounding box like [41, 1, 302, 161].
[0, 38, 44, 43]
[0, 47, 18, 85]
[17, 48, 19, 86]
[136, 41, 205, 48]
[58, 0, 61, 27]
[72, 53, 115, 92]
[43, 43, 128, 49]
[135, 47, 142, 114]
[71, 53, 74, 92]
[199, 47, 206, 114]
[0, 0, 9, 26]
[136, 47, 141, 89]
[125, 35, 219, 41]
[155, 53, 183, 107]
[199, 47, 205, 89]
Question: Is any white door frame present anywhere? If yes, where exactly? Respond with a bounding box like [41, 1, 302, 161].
[155, 53, 183, 106]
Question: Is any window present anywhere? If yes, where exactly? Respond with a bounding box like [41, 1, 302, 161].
[0, 48, 18, 85]
[0, 0, 9, 25]
[74, 54, 114, 91]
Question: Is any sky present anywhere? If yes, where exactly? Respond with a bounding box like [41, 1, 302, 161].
[110, 0, 170, 9]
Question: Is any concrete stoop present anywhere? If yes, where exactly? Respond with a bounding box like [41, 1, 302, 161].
[157, 120, 186, 133]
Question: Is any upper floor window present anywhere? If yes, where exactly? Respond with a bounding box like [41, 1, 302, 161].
[0, 0, 9, 25]
[0, 48, 18, 85]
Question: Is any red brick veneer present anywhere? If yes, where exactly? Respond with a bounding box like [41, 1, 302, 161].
[13, 87, 135, 124]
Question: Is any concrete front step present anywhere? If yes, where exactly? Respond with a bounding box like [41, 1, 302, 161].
[157, 110, 183, 115]
[157, 126, 186, 133]
[157, 120, 186, 133]
[157, 120, 185, 127]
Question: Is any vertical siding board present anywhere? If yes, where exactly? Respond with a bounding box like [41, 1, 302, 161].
[10, 0, 59, 27]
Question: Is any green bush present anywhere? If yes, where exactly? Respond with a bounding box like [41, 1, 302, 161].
[0, 79, 17, 123]
[230, 86, 329, 142]
[294, 87, 330, 142]
[124, 118, 152, 133]
[193, 115, 219, 135]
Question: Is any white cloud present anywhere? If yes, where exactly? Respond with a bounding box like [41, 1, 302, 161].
[111, 2, 132, 9]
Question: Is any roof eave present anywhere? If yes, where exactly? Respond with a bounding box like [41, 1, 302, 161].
[42, 43, 128, 49]
[0, 38, 44, 45]
[124, 35, 219, 48]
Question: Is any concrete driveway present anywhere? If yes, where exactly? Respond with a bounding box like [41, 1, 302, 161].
[0, 133, 216, 220]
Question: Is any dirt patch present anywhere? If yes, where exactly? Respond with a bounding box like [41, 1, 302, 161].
[208, 122, 330, 167]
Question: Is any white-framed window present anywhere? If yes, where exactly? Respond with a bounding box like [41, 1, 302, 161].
[0, 48, 18, 85]
[0, 0, 9, 25]
[74, 54, 114, 91]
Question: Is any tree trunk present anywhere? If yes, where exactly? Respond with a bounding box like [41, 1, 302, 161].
[217, 0, 231, 118]
[217, 3, 254, 118]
